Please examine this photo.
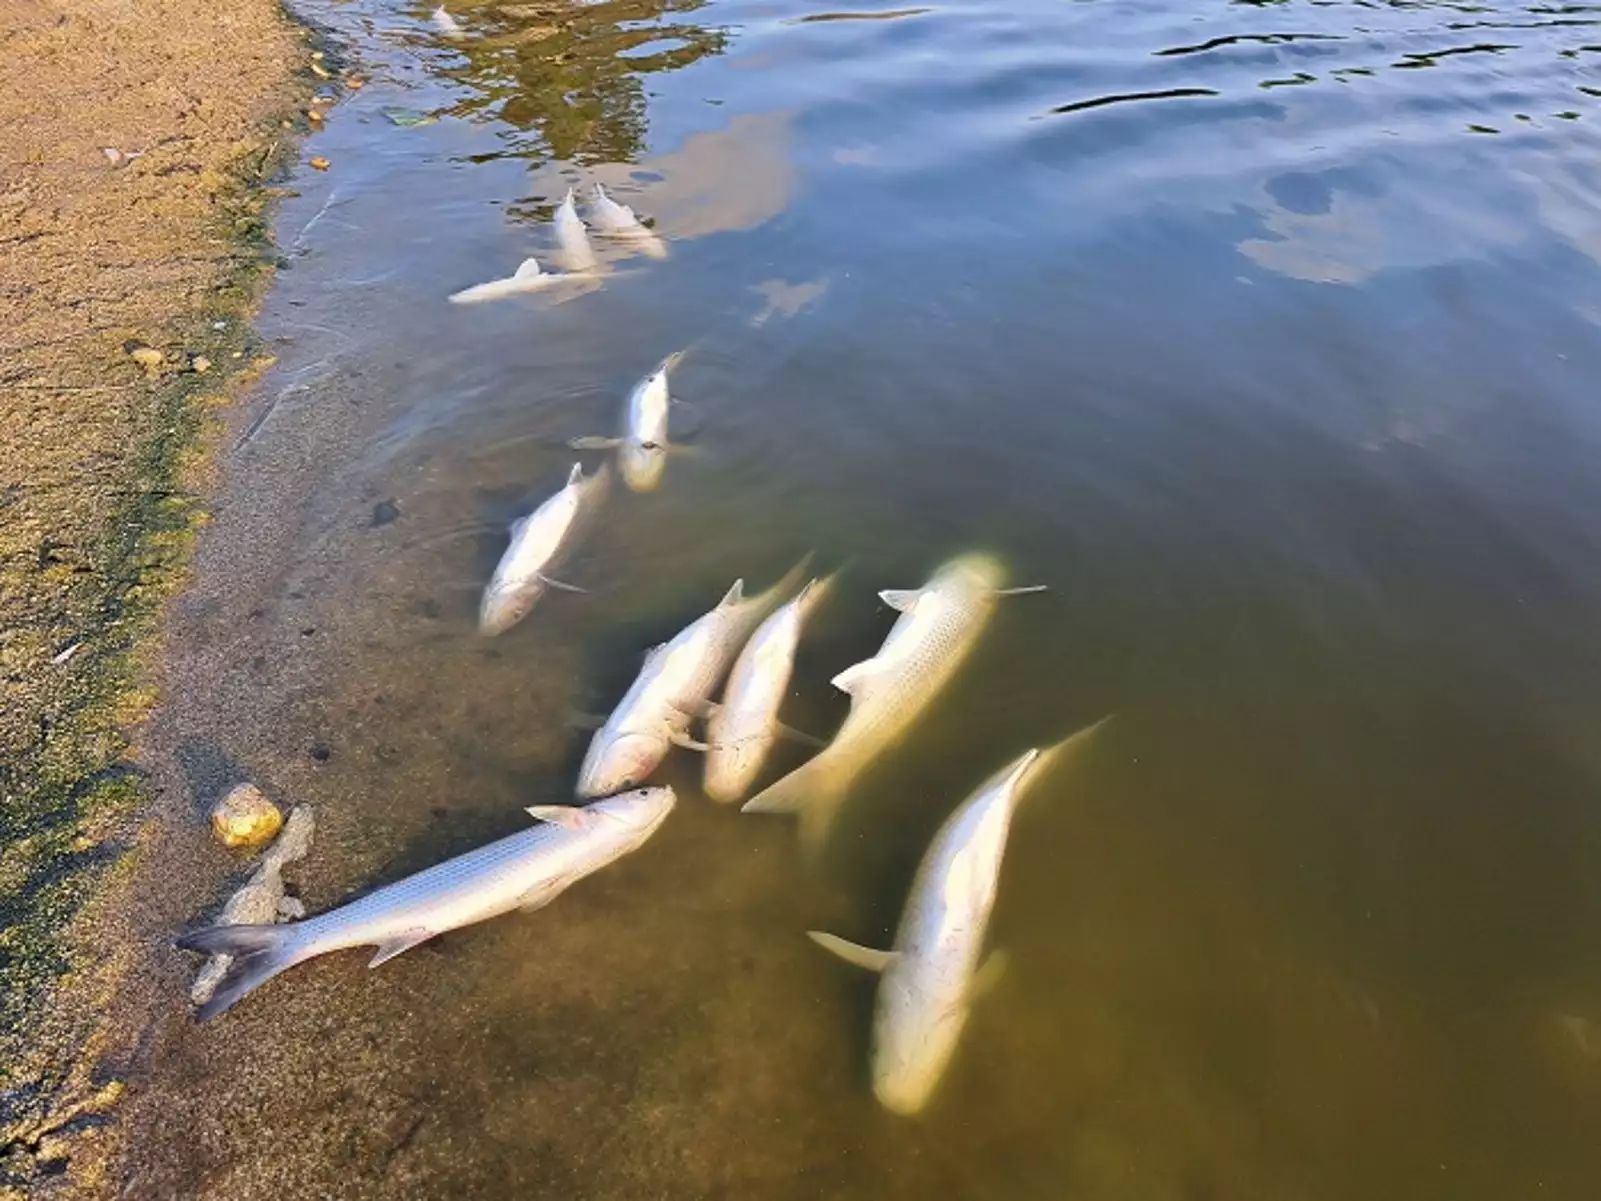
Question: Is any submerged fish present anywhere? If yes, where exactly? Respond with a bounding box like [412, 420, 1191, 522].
[448, 255, 590, 305]
[741, 552, 1045, 849]
[175, 788, 676, 1021]
[553, 187, 597, 272]
[589, 183, 668, 260]
[808, 721, 1107, 1114]
[570, 350, 684, 492]
[479, 461, 608, 636]
[703, 574, 834, 804]
[576, 559, 811, 798]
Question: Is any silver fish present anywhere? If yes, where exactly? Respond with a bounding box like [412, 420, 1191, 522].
[432, 5, 465, 37]
[553, 187, 597, 272]
[570, 350, 684, 492]
[589, 183, 668, 260]
[479, 461, 608, 636]
[576, 559, 810, 798]
[741, 552, 1045, 849]
[175, 788, 676, 1021]
[448, 255, 588, 305]
[807, 721, 1106, 1114]
[703, 574, 834, 804]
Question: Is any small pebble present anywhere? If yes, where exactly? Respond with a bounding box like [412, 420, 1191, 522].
[210, 783, 284, 849]
[192, 355, 212, 374]
[310, 157, 331, 171]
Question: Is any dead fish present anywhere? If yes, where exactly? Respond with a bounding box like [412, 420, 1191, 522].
[589, 183, 669, 260]
[175, 788, 676, 1020]
[448, 255, 592, 305]
[808, 720, 1107, 1114]
[576, 558, 811, 798]
[553, 187, 597, 272]
[742, 552, 1046, 850]
[479, 461, 608, 636]
[703, 574, 835, 803]
[570, 350, 685, 492]
[432, 6, 465, 37]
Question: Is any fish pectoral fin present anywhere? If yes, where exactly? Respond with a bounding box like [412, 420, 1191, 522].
[877, 588, 923, 612]
[569, 435, 622, 450]
[990, 584, 1048, 597]
[526, 804, 592, 832]
[536, 573, 586, 594]
[807, 930, 896, 973]
[775, 721, 828, 750]
[667, 729, 711, 752]
[972, 950, 1009, 1000]
[368, 928, 434, 968]
[513, 257, 543, 280]
[829, 658, 879, 696]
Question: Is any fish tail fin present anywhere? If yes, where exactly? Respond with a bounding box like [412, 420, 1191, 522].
[751, 552, 815, 618]
[175, 924, 313, 1022]
[795, 568, 840, 622]
[1029, 714, 1115, 797]
[741, 752, 849, 851]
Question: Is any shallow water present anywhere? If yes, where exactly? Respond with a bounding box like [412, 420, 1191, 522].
[119, 0, 1601, 1195]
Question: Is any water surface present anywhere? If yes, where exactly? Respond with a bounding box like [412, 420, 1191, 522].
[120, 0, 1601, 1196]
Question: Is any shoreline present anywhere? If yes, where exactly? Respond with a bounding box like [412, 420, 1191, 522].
[0, 1, 320, 1192]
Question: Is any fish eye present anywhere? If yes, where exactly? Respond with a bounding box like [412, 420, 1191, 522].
[639, 441, 661, 451]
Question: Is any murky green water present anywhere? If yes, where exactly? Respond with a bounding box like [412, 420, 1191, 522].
[118, 0, 1601, 1195]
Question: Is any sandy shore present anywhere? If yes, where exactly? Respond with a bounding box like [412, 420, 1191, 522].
[0, 1, 307, 1192]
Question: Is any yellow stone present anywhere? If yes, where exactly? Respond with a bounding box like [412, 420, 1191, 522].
[210, 783, 284, 849]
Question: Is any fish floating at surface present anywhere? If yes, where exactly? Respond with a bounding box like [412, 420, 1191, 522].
[589, 183, 669, 260]
[479, 461, 609, 636]
[576, 559, 811, 798]
[175, 788, 677, 1021]
[448, 255, 594, 305]
[553, 187, 598, 272]
[741, 552, 1046, 850]
[808, 719, 1108, 1114]
[703, 574, 835, 804]
[570, 350, 685, 492]
[432, 6, 465, 37]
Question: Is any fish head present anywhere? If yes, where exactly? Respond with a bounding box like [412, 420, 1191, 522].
[936, 551, 1007, 597]
[703, 737, 766, 804]
[620, 440, 667, 492]
[576, 728, 668, 798]
[585, 786, 677, 834]
[479, 582, 543, 636]
[871, 977, 969, 1116]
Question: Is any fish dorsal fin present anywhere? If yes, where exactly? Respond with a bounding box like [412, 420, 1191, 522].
[509, 513, 531, 537]
[830, 658, 878, 696]
[719, 578, 745, 608]
[807, 930, 896, 973]
[514, 257, 543, 280]
[566, 461, 584, 487]
[526, 804, 591, 832]
[878, 588, 922, 613]
[368, 928, 433, 968]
